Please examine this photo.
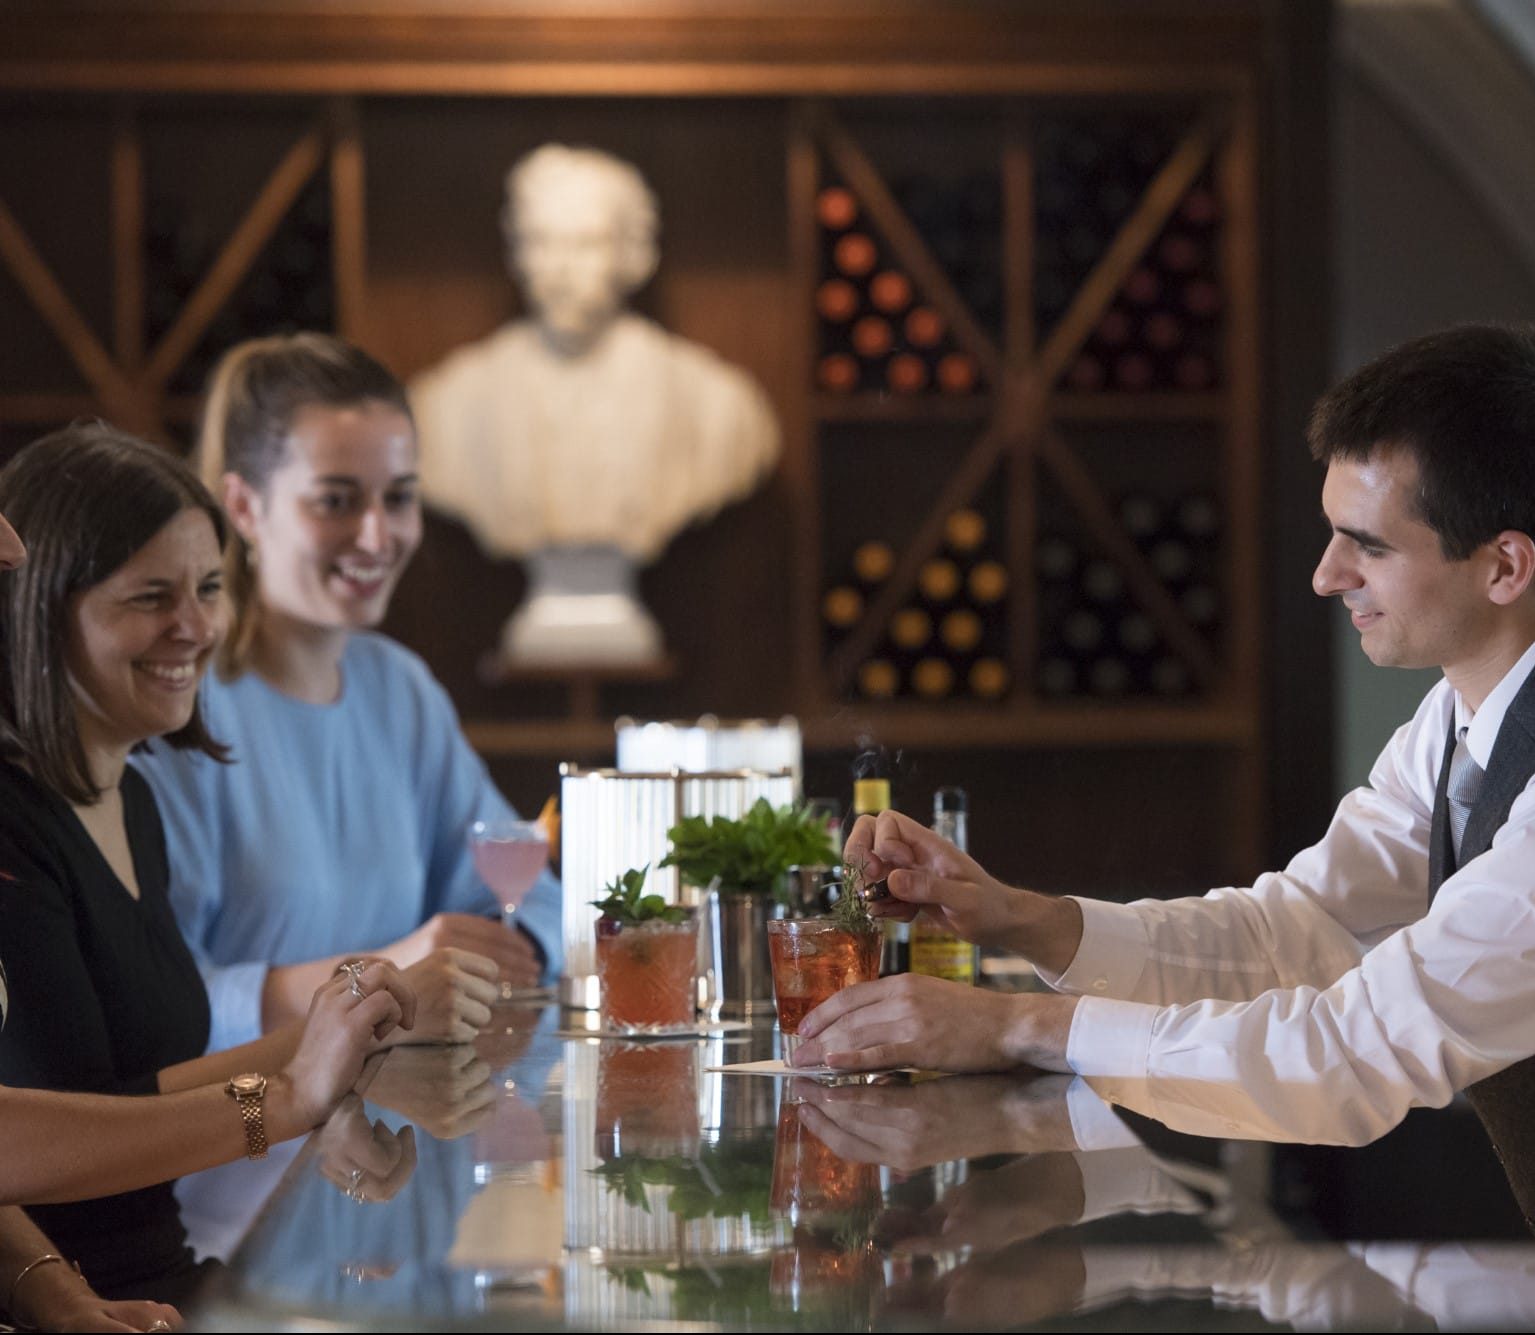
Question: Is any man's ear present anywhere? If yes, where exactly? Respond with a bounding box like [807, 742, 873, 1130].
[220, 473, 262, 548]
[1485, 529, 1535, 606]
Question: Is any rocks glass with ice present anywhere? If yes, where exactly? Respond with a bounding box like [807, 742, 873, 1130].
[766, 917, 882, 1062]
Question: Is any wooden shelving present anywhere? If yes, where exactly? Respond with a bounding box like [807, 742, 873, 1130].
[0, 2, 1283, 878]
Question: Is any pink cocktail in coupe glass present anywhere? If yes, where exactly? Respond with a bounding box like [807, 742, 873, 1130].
[469, 817, 549, 998]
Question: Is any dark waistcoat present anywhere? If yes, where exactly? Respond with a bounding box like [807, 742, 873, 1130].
[1428, 666, 1535, 1230]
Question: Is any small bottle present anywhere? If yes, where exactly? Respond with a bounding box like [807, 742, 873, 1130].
[910, 788, 979, 985]
[853, 757, 907, 976]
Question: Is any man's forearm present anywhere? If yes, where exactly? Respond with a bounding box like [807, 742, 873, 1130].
[1002, 993, 1080, 1073]
[1002, 892, 1085, 977]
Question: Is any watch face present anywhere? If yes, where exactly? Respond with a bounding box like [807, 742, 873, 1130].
[230, 1073, 266, 1096]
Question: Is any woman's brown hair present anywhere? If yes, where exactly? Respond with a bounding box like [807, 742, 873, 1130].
[197, 332, 412, 678]
[0, 421, 230, 805]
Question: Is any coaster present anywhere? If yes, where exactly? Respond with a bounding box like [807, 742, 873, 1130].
[706, 1058, 920, 1078]
[556, 1019, 754, 1041]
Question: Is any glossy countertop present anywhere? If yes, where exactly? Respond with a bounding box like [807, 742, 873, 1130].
[188, 1002, 1535, 1331]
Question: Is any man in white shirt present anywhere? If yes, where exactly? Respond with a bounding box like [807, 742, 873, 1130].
[792, 323, 1535, 1223]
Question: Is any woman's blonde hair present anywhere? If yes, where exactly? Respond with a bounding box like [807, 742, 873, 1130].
[197, 332, 411, 678]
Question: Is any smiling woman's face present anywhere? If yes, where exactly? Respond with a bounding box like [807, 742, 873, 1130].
[226, 400, 421, 634]
[65, 507, 224, 758]
[0, 506, 25, 571]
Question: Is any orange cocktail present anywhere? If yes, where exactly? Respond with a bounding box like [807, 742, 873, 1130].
[595, 1042, 701, 1161]
[596, 914, 699, 1033]
[766, 917, 882, 1058]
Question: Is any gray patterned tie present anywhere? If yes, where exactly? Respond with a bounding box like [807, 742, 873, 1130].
[1447, 725, 1485, 862]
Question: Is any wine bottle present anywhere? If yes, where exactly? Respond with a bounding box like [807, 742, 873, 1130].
[1118, 492, 1162, 542]
[1037, 656, 1077, 697]
[944, 508, 987, 555]
[910, 787, 979, 985]
[833, 233, 878, 278]
[851, 315, 894, 360]
[936, 352, 979, 394]
[918, 557, 962, 604]
[853, 539, 895, 586]
[940, 608, 983, 654]
[887, 353, 929, 395]
[869, 270, 913, 314]
[904, 306, 945, 349]
[889, 606, 934, 653]
[911, 657, 955, 699]
[968, 656, 1010, 700]
[816, 278, 860, 324]
[856, 659, 899, 700]
[1079, 558, 1124, 605]
[1035, 535, 1076, 582]
[821, 585, 863, 631]
[817, 353, 859, 393]
[817, 185, 859, 231]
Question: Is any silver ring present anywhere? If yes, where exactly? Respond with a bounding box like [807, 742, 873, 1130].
[339, 960, 367, 1000]
[147, 1323, 173, 1333]
[346, 1167, 365, 1200]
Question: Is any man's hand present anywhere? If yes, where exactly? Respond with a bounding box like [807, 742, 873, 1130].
[884, 1238, 1087, 1327]
[388, 913, 542, 992]
[790, 973, 1078, 1075]
[888, 1154, 1088, 1258]
[792, 1071, 1081, 1173]
[841, 811, 1082, 972]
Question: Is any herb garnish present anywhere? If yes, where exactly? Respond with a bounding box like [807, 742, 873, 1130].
[590, 865, 689, 928]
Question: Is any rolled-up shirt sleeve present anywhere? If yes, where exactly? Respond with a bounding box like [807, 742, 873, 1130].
[1063, 797, 1535, 1143]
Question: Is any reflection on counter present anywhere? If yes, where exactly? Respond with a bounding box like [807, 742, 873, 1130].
[191, 1006, 1535, 1331]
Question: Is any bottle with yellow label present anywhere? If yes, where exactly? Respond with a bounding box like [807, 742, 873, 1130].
[909, 787, 980, 984]
[852, 759, 908, 976]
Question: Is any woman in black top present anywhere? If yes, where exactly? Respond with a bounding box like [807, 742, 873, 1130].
[0, 424, 416, 1313]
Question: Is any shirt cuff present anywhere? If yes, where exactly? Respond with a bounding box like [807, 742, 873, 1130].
[1074, 1146, 1206, 1224]
[1042, 896, 1152, 998]
[1066, 1076, 1143, 1151]
[204, 959, 272, 1054]
[1066, 994, 1159, 1112]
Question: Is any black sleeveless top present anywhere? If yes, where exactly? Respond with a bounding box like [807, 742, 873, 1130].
[0, 760, 210, 1293]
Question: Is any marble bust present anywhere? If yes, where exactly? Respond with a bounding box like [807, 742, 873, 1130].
[409, 143, 781, 665]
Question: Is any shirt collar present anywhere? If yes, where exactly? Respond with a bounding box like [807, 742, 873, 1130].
[1457, 637, 1535, 768]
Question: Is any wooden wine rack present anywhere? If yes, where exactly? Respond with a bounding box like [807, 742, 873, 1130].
[0, 2, 1322, 881]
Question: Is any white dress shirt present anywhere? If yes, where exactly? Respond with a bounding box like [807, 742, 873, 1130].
[1047, 637, 1535, 1144]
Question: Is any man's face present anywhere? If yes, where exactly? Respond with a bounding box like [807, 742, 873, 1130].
[511, 177, 626, 348]
[1313, 449, 1495, 675]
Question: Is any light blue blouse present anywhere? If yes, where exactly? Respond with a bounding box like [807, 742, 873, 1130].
[133, 632, 563, 1053]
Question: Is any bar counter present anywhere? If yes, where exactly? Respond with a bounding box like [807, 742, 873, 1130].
[188, 1004, 1535, 1331]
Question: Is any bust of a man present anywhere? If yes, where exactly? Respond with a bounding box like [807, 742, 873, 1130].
[410, 143, 781, 665]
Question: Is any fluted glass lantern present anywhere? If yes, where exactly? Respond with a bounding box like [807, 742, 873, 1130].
[559, 764, 796, 1010]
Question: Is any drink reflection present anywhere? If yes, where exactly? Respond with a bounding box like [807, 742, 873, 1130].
[767, 1078, 882, 1319]
[594, 1043, 702, 1164]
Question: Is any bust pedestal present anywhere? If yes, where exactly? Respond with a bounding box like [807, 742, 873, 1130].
[501, 544, 665, 667]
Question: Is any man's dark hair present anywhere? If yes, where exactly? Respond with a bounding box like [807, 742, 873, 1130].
[1307, 323, 1535, 559]
[0, 420, 229, 805]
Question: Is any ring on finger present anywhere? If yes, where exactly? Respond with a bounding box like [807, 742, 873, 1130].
[147, 1322, 173, 1333]
[337, 958, 368, 1000]
[346, 1166, 365, 1200]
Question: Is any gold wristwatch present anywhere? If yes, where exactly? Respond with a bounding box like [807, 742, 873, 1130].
[225, 1072, 270, 1160]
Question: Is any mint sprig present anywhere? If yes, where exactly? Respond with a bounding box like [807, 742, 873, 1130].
[660, 798, 839, 898]
[590, 865, 689, 927]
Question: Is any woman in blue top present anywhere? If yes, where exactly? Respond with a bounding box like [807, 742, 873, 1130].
[134, 333, 562, 1057]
